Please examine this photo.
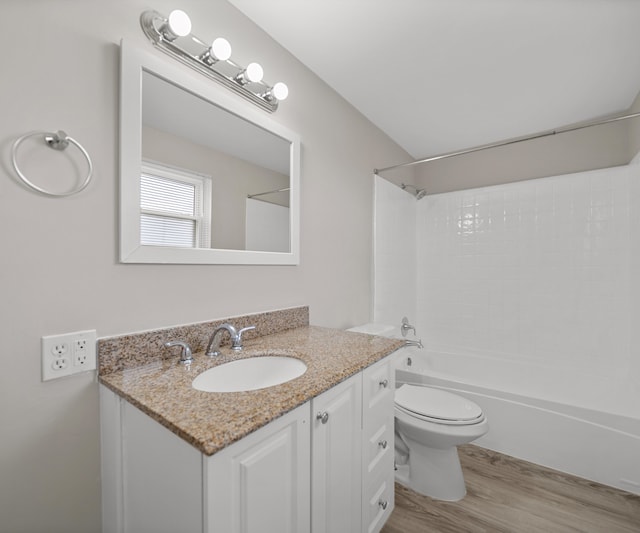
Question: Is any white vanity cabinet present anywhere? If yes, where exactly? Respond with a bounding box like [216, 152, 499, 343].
[100, 353, 396, 533]
[310, 356, 395, 533]
[100, 386, 310, 533]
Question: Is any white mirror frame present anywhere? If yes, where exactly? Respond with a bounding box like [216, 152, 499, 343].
[119, 40, 300, 265]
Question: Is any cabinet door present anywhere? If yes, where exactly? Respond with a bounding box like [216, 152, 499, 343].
[116, 394, 203, 533]
[205, 402, 310, 533]
[311, 373, 363, 533]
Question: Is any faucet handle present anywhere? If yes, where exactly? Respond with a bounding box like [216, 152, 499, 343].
[238, 325, 256, 335]
[164, 341, 193, 364]
[232, 325, 256, 350]
[401, 317, 416, 337]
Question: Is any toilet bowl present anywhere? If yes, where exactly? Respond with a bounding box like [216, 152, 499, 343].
[344, 323, 489, 501]
[394, 384, 489, 501]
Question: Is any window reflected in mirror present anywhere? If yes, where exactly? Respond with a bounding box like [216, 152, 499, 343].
[140, 161, 211, 248]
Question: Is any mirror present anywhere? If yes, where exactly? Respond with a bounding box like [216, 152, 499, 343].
[119, 40, 300, 264]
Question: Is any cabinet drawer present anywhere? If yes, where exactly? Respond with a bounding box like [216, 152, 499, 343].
[362, 358, 395, 434]
[363, 477, 394, 533]
[364, 400, 394, 436]
[363, 358, 394, 412]
[364, 422, 393, 479]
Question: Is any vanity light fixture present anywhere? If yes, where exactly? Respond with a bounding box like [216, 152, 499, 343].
[200, 37, 232, 65]
[161, 9, 192, 40]
[140, 9, 288, 113]
[263, 82, 289, 103]
[235, 62, 264, 85]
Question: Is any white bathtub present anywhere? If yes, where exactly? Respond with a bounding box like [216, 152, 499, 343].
[395, 347, 640, 495]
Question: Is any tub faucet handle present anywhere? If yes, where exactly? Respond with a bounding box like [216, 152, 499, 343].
[401, 317, 416, 337]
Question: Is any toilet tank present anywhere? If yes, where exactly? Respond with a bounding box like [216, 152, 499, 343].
[346, 323, 398, 337]
[347, 323, 405, 369]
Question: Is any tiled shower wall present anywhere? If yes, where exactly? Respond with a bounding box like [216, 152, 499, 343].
[375, 160, 640, 386]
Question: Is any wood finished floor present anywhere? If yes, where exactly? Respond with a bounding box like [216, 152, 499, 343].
[381, 444, 640, 533]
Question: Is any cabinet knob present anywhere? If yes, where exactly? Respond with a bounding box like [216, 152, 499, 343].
[379, 379, 389, 388]
[378, 440, 388, 449]
[378, 500, 388, 510]
[316, 411, 329, 424]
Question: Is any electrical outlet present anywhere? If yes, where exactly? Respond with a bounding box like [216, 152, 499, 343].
[42, 329, 97, 381]
[74, 339, 89, 367]
[51, 343, 68, 356]
[52, 357, 69, 370]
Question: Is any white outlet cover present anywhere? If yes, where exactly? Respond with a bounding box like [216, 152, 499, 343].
[42, 329, 97, 381]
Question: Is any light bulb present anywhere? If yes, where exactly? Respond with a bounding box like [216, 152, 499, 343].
[167, 10, 191, 37]
[246, 62, 264, 83]
[211, 37, 232, 61]
[272, 82, 289, 101]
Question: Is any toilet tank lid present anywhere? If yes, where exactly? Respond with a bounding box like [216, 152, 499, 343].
[346, 323, 396, 337]
[396, 384, 483, 421]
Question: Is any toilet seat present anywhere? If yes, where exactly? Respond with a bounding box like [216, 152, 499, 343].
[395, 384, 484, 426]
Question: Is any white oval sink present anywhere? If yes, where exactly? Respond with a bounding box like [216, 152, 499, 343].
[192, 356, 307, 393]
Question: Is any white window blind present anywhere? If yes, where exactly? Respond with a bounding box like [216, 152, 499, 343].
[140, 213, 196, 247]
[141, 174, 196, 216]
[140, 161, 211, 248]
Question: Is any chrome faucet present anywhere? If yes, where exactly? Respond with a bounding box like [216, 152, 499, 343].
[404, 339, 424, 349]
[205, 323, 256, 356]
[164, 340, 193, 364]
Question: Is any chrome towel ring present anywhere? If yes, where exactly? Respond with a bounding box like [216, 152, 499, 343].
[11, 130, 93, 197]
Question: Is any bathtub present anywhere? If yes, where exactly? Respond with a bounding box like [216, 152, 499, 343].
[395, 347, 640, 496]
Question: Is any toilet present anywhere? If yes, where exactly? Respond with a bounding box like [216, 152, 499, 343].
[346, 323, 488, 502]
[394, 383, 488, 501]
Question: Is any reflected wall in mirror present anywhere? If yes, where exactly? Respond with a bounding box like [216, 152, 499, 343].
[120, 40, 300, 264]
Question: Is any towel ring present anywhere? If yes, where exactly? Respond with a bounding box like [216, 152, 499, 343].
[11, 130, 93, 197]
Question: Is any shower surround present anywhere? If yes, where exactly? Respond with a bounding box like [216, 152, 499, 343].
[373, 155, 640, 489]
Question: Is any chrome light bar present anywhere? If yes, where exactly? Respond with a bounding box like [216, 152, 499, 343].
[140, 10, 288, 113]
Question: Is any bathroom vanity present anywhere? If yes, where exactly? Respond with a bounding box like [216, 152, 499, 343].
[99, 310, 401, 533]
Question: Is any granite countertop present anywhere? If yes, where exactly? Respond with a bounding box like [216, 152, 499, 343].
[99, 326, 403, 456]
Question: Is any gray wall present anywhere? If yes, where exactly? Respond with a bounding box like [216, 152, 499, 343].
[629, 89, 640, 157]
[401, 101, 639, 194]
[0, 1, 410, 531]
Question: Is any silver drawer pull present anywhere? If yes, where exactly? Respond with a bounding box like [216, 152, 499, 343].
[379, 379, 389, 388]
[316, 411, 329, 424]
[378, 440, 388, 449]
[378, 500, 388, 510]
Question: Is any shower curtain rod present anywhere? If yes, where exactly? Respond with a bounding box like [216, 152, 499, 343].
[374, 110, 640, 175]
[247, 186, 290, 199]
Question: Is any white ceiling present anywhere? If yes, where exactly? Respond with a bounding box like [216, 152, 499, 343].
[228, 0, 640, 160]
